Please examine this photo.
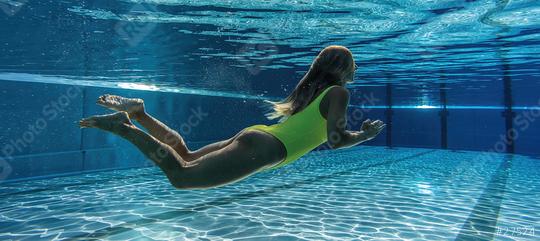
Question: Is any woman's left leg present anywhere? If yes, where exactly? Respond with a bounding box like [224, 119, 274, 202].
[133, 111, 245, 162]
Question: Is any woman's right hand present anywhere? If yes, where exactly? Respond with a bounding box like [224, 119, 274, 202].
[360, 119, 386, 140]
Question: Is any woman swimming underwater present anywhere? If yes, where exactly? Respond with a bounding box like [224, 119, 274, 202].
[79, 45, 386, 189]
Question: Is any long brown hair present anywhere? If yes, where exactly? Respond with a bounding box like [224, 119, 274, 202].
[264, 45, 355, 122]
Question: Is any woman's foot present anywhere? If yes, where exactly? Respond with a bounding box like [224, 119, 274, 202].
[79, 111, 134, 134]
[96, 94, 145, 119]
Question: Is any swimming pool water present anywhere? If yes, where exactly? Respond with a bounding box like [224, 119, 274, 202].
[1, 0, 539, 104]
[1, 146, 538, 240]
[1, 1, 540, 239]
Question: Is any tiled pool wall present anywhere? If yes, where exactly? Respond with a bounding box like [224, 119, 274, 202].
[0, 80, 271, 182]
[1, 80, 539, 182]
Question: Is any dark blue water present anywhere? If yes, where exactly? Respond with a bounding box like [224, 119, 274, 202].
[1, 0, 539, 102]
[0, 0, 539, 240]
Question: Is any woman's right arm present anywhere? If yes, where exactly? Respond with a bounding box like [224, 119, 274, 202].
[326, 87, 385, 149]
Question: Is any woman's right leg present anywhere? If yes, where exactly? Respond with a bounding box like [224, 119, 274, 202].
[133, 111, 192, 159]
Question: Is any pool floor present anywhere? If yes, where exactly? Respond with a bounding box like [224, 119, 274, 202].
[0, 146, 539, 240]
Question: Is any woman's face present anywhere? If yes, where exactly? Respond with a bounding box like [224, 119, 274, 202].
[342, 62, 357, 85]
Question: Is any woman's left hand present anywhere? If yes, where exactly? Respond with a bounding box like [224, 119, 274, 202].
[361, 119, 386, 140]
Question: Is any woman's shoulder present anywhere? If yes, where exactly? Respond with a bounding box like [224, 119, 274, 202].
[326, 85, 349, 99]
[320, 85, 349, 108]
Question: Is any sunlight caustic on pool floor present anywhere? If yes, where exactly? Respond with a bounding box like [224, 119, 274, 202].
[0, 146, 538, 240]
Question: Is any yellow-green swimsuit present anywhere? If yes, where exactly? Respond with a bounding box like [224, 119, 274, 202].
[245, 85, 338, 170]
